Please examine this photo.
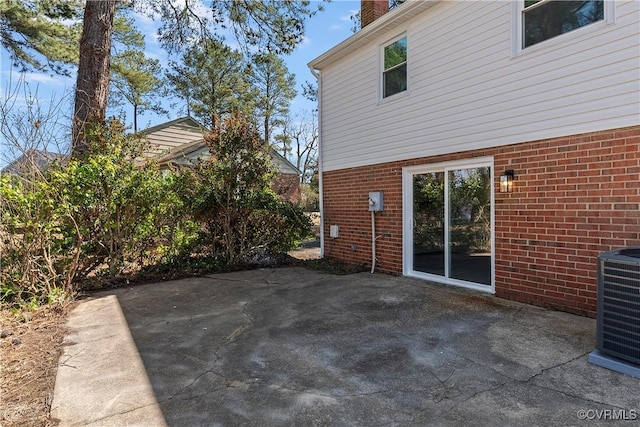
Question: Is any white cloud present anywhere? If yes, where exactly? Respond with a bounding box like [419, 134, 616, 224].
[132, 10, 156, 25]
[131, 9, 162, 46]
[1, 71, 73, 119]
[329, 24, 343, 31]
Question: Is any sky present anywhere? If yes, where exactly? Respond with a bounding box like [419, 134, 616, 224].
[0, 0, 361, 160]
[284, 0, 360, 112]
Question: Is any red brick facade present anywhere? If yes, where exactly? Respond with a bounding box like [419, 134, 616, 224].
[322, 125, 640, 317]
[272, 173, 300, 204]
[361, 0, 389, 28]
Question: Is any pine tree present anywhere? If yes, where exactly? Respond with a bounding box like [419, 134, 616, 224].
[166, 39, 251, 128]
[110, 50, 166, 132]
[248, 53, 296, 145]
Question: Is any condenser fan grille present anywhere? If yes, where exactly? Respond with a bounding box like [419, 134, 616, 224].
[597, 253, 640, 365]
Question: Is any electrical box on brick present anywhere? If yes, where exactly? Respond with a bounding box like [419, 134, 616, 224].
[368, 191, 383, 212]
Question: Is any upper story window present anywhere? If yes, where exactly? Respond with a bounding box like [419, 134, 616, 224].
[383, 36, 407, 98]
[523, 0, 604, 48]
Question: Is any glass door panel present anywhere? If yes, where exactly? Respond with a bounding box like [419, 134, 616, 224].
[413, 172, 445, 276]
[448, 167, 492, 285]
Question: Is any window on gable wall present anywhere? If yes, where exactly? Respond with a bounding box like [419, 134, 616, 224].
[523, 0, 604, 48]
[383, 36, 407, 98]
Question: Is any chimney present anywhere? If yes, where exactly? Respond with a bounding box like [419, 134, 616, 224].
[361, 0, 389, 28]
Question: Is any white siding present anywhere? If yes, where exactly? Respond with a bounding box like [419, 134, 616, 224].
[271, 154, 300, 175]
[143, 124, 203, 157]
[319, 1, 640, 171]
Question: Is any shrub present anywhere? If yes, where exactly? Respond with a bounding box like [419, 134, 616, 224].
[54, 119, 197, 279]
[1, 114, 311, 309]
[0, 119, 197, 308]
[183, 112, 311, 264]
[298, 183, 319, 212]
[0, 173, 80, 309]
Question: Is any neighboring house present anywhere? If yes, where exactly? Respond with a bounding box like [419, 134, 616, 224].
[1, 149, 68, 177]
[308, 0, 640, 317]
[139, 117, 301, 202]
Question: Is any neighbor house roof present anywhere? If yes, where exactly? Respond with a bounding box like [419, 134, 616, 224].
[139, 116, 205, 159]
[1, 149, 68, 176]
[139, 117, 300, 175]
[308, 0, 440, 70]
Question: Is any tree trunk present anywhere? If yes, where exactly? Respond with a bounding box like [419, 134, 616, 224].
[133, 103, 138, 133]
[263, 116, 269, 146]
[72, 0, 116, 155]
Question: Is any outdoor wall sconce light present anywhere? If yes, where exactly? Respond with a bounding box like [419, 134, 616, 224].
[500, 170, 515, 193]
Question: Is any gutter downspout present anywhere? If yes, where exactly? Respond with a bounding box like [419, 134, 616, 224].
[309, 66, 324, 257]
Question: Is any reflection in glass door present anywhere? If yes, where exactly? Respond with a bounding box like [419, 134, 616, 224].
[413, 172, 445, 276]
[448, 167, 491, 285]
[410, 162, 492, 288]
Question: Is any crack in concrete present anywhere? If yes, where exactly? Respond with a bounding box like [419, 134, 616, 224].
[513, 351, 634, 409]
[325, 301, 598, 411]
[222, 325, 248, 343]
[448, 350, 594, 410]
[519, 350, 589, 385]
[79, 400, 165, 426]
[166, 301, 257, 401]
[201, 275, 252, 283]
[263, 268, 280, 286]
[166, 361, 225, 401]
[241, 301, 255, 325]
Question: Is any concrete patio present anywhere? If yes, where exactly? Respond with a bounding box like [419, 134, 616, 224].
[51, 267, 640, 426]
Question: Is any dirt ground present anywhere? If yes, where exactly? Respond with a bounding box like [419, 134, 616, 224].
[0, 305, 70, 427]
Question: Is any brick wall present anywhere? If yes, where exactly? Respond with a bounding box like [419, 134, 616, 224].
[272, 173, 300, 204]
[322, 125, 640, 317]
[361, 0, 389, 28]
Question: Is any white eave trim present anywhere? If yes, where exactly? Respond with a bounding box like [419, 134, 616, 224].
[308, 0, 440, 70]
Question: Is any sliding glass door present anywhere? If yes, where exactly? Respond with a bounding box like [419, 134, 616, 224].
[404, 159, 494, 291]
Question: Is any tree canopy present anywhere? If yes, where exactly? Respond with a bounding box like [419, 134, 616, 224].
[248, 53, 296, 145]
[166, 39, 251, 129]
[1, 0, 146, 76]
[110, 50, 166, 132]
[2, 0, 325, 157]
[149, 0, 322, 55]
[0, 0, 82, 75]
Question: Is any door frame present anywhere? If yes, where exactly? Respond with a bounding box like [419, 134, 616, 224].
[402, 157, 495, 293]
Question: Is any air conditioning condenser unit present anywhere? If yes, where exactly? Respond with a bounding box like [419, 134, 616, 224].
[588, 248, 640, 378]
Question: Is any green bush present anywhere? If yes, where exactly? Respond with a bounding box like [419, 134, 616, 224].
[183, 112, 311, 263]
[298, 183, 319, 211]
[0, 172, 80, 309]
[1, 119, 196, 308]
[1, 114, 311, 310]
[51, 120, 197, 279]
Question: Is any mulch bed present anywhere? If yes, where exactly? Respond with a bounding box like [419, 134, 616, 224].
[0, 305, 70, 427]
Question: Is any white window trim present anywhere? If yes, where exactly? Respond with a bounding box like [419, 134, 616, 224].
[402, 157, 496, 294]
[511, 0, 616, 58]
[379, 32, 409, 103]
